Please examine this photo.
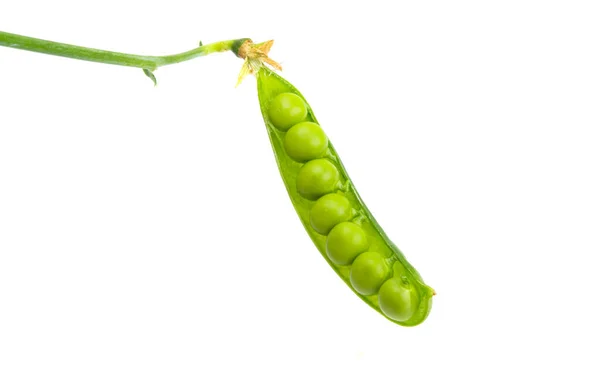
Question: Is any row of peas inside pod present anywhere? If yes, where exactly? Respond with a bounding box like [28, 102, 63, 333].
[264, 89, 424, 324]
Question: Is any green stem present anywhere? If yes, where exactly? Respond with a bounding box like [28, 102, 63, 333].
[0, 31, 249, 71]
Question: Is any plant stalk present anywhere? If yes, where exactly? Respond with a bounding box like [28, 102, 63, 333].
[0, 31, 249, 71]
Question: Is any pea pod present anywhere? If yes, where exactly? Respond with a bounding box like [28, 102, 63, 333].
[256, 68, 434, 326]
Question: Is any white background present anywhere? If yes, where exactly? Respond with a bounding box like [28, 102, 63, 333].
[1, 1, 599, 382]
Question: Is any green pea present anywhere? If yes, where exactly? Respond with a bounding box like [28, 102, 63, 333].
[284, 122, 328, 162]
[326, 222, 369, 265]
[309, 193, 353, 235]
[257, 68, 435, 327]
[296, 159, 340, 200]
[350, 252, 389, 295]
[268, 93, 308, 131]
[378, 278, 419, 322]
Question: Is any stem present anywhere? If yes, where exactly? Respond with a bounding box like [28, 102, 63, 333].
[0, 31, 249, 71]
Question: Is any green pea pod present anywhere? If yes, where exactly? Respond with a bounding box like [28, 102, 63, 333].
[256, 68, 434, 326]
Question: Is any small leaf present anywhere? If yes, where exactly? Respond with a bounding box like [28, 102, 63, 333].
[236, 60, 252, 87]
[198, 40, 203, 46]
[143, 68, 157, 86]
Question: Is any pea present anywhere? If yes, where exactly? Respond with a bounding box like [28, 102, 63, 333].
[326, 222, 369, 265]
[378, 278, 419, 322]
[257, 68, 435, 327]
[268, 93, 308, 131]
[350, 252, 389, 295]
[296, 159, 340, 200]
[309, 193, 353, 235]
[284, 122, 328, 162]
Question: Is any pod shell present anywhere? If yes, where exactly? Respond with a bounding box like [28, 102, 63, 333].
[256, 68, 434, 326]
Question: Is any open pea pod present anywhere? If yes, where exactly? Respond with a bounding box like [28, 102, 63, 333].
[256, 68, 434, 326]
